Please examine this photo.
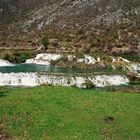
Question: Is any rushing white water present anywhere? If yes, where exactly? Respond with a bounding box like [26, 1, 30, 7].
[0, 59, 14, 67]
[0, 73, 38, 86]
[0, 73, 130, 88]
[25, 53, 62, 65]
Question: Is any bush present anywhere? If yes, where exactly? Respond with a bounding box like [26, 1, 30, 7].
[76, 52, 84, 58]
[83, 80, 95, 89]
[19, 54, 27, 63]
[3, 52, 36, 63]
[3, 54, 11, 61]
[3, 54, 15, 63]
[42, 35, 49, 50]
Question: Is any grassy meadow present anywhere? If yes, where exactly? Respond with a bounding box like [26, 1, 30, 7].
[0, 86, 140, 140]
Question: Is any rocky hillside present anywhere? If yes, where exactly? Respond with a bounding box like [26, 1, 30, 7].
[0, 0, 140, 55]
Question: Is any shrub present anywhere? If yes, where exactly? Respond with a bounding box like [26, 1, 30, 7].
[3, 52, 36, 63]
[42, 35, 49, 50]
[83, 80, 95, 89]
[76, 52, 84, 58]
[3, 54, 15, 63]
[3, 54, 11, 61]
[19, 54, 27, 63]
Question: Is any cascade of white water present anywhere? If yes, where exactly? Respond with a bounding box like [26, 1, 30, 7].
[0, 73, 130, 88]
[0, 59, 14, 67]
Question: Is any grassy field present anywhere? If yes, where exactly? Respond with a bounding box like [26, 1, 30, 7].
[0, 86, 140, 140]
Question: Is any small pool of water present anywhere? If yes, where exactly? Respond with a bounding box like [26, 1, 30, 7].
[0, 64, 114, 74]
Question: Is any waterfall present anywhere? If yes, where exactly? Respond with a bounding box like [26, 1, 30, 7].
[0, 59, 14, 67]
[0, 73, 130, 88]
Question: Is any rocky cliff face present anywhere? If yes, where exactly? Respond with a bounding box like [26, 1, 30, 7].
[0, 0, 140, 55]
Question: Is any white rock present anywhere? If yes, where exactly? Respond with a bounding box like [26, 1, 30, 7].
[77, 58, 85, 63]
[25, 53, 62, 65]
[25, 59, 50, 65]
[68, 55, 76, 61]
[111, 57, 116, 62]
[35, 53, 61, 61]
[84, 55, 97, 64]
[111, 57, 130, 63]
[97, 57, 101, 62]
[117, 57, 130, 63]
[77, 55, 97, 64]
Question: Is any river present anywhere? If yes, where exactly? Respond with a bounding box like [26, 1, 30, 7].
[0, 64, 113, 74]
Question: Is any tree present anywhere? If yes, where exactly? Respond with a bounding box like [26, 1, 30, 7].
[42, 35, 49, 50]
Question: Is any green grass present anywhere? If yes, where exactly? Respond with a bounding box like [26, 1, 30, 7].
[0, 86, 140, 140]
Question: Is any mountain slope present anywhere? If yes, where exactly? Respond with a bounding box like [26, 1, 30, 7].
[0, 0, 140, 54]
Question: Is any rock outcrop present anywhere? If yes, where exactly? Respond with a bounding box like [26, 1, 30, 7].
[77, 55, 98, 64]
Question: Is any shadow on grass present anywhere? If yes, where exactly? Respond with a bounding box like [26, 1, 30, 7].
[0, 91, 7, 98]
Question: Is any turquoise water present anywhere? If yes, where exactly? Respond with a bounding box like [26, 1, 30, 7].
[0, 64, 125, 74]
[0, 64, 97, 73]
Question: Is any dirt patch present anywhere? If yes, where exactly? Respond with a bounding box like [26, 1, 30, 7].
[104, 116, 115, 124]
[0, 124, 9, 140]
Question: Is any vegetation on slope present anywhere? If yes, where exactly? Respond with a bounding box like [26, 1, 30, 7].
[0, 0, 140, 55]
